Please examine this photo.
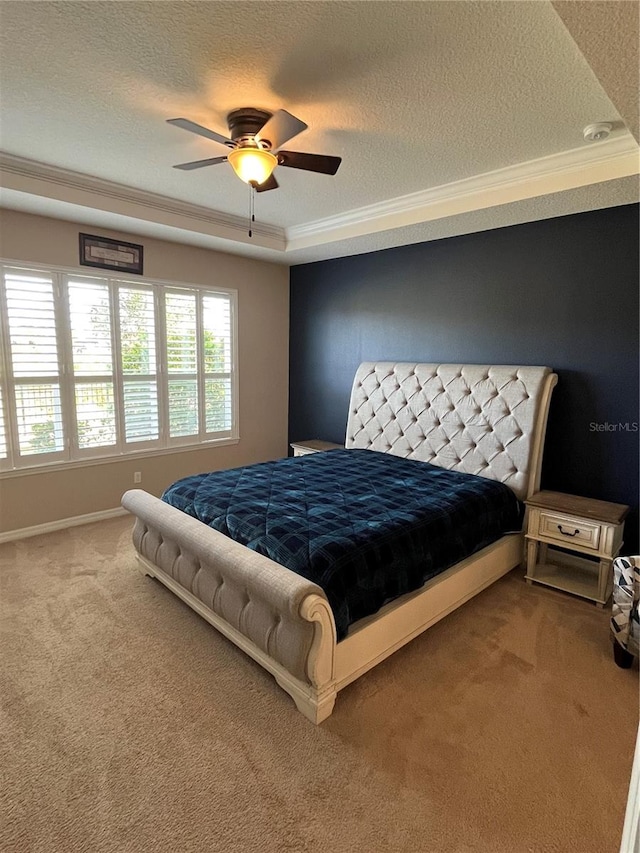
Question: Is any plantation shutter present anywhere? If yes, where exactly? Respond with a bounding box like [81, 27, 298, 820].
[0, 262, 237, 470]
[0, 386, 7, 465]
[118, 285, 159, 445]
[202, 293, 233, 435]
[165, 291, 199, 439]
[67, 276, 117, 453]
[3, 268, 66, 462]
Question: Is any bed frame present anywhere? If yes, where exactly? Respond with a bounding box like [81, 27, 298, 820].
[122, 363, 557, 723]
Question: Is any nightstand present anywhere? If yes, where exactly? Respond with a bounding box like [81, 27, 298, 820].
[525, 490, 629, 607]
[290, 439, 343, 457]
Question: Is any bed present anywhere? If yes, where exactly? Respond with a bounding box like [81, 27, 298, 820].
[122, 362, 557, 723]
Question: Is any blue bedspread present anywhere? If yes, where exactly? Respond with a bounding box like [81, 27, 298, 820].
[162, 449, 523, 640]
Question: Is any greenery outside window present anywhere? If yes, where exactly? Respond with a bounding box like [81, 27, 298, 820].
[0, 263, 237, 471]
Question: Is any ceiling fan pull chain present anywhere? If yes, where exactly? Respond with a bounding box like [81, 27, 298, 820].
[247, 183, 256, 238]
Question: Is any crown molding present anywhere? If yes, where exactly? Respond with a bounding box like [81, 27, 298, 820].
[0, 153, 286, 251]
[286, 134, 640, 250]
[2, 136, 638, 260]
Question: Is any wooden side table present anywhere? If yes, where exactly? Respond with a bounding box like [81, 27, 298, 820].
[290, 439, 343, 457]
[524, 490, 629, 607]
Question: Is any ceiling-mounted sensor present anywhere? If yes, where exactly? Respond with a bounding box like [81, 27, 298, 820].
[583, 122, 612, 142]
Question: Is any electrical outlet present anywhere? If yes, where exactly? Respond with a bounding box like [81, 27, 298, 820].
[133, 472, 142, 484]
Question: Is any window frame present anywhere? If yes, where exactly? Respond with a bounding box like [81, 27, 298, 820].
[0, 259, 239, 475]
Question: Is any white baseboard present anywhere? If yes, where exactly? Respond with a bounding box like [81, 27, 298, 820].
[0, 506, 128, 544]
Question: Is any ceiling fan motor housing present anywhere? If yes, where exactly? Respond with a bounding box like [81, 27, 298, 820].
[227, 108, 273, 147]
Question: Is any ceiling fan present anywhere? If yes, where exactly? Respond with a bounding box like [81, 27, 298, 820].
[167, 108, 342, 192]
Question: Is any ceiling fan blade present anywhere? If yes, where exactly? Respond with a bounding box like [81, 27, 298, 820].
[256, 110, 308, 150]
[255, 173, 279, 193]
[167, 118, 233, 151]
[173, 156, 228, 170]
[277, 151, 342, 175]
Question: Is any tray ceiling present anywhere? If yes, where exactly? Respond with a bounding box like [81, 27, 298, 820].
[0, 1, 638, 264]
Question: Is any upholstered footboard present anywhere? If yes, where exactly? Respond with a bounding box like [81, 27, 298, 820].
[121, 489, 338, 723]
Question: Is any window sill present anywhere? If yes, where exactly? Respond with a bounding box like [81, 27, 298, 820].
[0, 436, 240, 480]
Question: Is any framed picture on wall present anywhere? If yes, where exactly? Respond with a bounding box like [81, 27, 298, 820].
[79, 233, 144, 275]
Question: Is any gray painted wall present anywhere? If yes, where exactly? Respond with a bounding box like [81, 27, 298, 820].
[289, 204, 639, 549]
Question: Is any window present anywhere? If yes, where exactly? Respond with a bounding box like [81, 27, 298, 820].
[0, 263, 237, 471]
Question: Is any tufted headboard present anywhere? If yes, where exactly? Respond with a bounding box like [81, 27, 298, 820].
[345, 363, 557, 501]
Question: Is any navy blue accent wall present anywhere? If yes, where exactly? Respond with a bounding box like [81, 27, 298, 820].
[289, 204, 639, 549]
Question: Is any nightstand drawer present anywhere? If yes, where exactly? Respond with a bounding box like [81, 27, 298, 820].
[538, 512, 601, 551]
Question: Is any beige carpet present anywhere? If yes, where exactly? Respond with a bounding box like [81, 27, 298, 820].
[1, 517, 637, 853]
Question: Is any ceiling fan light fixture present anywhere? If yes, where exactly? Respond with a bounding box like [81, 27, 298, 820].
[227, 146, 277, 185]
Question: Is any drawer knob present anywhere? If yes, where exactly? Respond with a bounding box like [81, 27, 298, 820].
[557, 524, 580, 537]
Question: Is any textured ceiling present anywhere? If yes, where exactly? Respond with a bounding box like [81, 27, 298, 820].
[0, 1, 638, 263]
[552, 0, 639, 142]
